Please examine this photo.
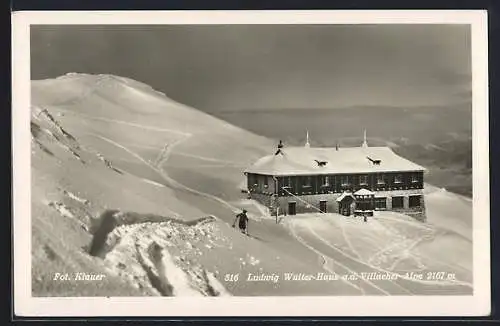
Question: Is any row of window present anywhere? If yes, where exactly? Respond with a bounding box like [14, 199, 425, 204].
[374, 195, 422, 209]
[248, 175, 269, 187]
[303, 195, 423, 213]
[248, 174, 423, 193]
[281, 174, 421, 188]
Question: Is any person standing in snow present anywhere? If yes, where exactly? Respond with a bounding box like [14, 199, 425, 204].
[233, 209, 249, 235]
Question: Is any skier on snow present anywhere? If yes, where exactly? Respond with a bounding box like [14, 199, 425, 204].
[233, 209, 249, 235]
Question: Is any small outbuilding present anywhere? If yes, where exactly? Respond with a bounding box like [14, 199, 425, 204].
[336, 191, 356, 216]
[354, 188, 375, 217]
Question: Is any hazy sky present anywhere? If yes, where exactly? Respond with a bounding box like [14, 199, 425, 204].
[31, 24, 471, 112]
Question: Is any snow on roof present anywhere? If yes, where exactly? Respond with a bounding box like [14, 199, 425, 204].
[354, 188, 375, 196]
[244, 146, 426, 176]
[336, 192, 355, 202]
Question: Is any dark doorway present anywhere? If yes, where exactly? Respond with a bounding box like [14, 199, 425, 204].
[320, 200, 328, 213]
[338, 195, 355, 216]
[288, 202, 297, 216]
[339, 202, 352, 216]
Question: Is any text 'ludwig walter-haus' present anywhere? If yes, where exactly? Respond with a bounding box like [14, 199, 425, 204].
[244, 131, 427, 222]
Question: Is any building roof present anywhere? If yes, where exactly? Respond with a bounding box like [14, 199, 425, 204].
[354, 188, 375, 196]
[336, 192, 356, 202]
[244, 146, 426, 176]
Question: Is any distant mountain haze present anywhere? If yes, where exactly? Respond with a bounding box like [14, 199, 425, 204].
[31, 25, 473, 197]
[31, 24, 471, 113]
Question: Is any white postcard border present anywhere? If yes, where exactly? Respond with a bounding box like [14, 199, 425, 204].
[12, 10, 490, 317]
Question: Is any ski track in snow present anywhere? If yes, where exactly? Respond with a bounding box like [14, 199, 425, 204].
[326, 216, 364, 261]
[386, 235, 429, 272]
[369, 216, 468, 276]
[365, 218, 428, 270]
[169, 151, 246, 166]
[48, 103, 257, 219]
[113, 142, 247, 167]
[82, 120, 247, 220]
[303, 224, 415, 295]
[51, 107, 191, 136]
[287, 220, 365, 294]
[294, 220, 473, 289]
[86, 132, 184, 218]
[141, 178, 166, 188]
[299, 222, 405, 295]
[377, 220, 472, 276]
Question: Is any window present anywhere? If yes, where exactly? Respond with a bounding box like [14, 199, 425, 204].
[322, 176, 330, 187]
[263, 176, 268, 188]
[394, 174, 403, 184]
[409, 195, 421, 208]
[359, 175, 368, 185]
[375, 197, 387, 210]
[411, 174, 419, 183]
[247, 175, 254, 191]
[281, 177, 293, 195]
[377, 174, 385, 185]
[392, 196, 404, 209]
[303, 176, 312, 187]
[341, 175, 350, 186]
[250, 174, 258, 186]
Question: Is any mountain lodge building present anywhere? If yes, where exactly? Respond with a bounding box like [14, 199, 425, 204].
[244, 131, 427, 221]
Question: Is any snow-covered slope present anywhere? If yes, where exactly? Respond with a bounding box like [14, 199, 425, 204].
[31, 74, 353, 296]
[31, 98, 228, 296]
[30, 73, 473, 297]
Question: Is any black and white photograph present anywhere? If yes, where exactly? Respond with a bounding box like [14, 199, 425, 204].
[13, 10, 490, 317]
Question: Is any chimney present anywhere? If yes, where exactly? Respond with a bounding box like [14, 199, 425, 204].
[305, 130, 310, 148]
[275, 140, 284, 155]
[361, 129, 368, 148]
